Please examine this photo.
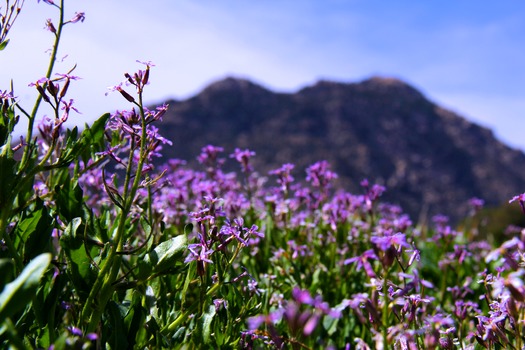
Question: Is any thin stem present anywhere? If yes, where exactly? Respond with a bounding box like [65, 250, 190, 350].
[0, 0, 65, 274]
[163, 282, 221, 334]
[19, 0, 64, 172]
[83, 85, 150, 333]
[0, 210, 22, 271]
[382, 268, 390, 349]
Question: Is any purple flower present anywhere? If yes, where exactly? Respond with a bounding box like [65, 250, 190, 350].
[60, 98, 80, 121]
[136, 60, 156, 68]
[86, 333, 98, 341]
[344, 249, 378, 278]
[305, 161, 337, 188]
[185, 243, 214, 276]
[269, 163, 295, 193]
[247, 310, 283, 330]
[198, 145, 226, 178]
[0, 90, 14, 100]
[399, 270, 434, 292]
[230, 148, 256, 173]
[371, 232, 409, 251]
[369, 232, 410, 268]
[453, 300, 481, 321]
[244, 224, 264, 239]
[68, 326, 83, 336]
[292, 287, 313, 305]
[469, 197, 485, 214]
[509, 193, 525, 215]
[68, 12, 86, 24]
[45, 18, 56, 33]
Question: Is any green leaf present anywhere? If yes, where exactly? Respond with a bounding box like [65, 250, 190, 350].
[0, 253, 52, 321]
[14, 198, 54, 260]
[124, 291, 147, 348]
[0, 102, 17, 146]
[79, 113, 110, 162]
[0, 39, 9, 51]
[200, 305, 216, 345]
[139, 235, 188, 278]
[34, 271, 66, 348]
[57, 127, 80, 164]
[0, 153, 16, 208]
[107, 301, 129, 349]
[60, 218, 97, 299]
[55, 178, 84, 222]
[0, 317, 31, 350]
[0, 259, 14, 290]
[59, 113, 110, 165]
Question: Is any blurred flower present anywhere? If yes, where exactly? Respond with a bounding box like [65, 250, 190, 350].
[269, 163, 295, 193]
[68, 12, 85, 23]
[230, 148, 256, 173]
[509, 193, 525, 215]
[185, 243, 214, 276]
[45, 18, 56, 33]
[345, 249, 378, 278]
[306, 160, 337, 189]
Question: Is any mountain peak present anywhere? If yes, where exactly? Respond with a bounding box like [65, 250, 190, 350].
[359, 76, 424, 99]
[363, 76, 407, 86]
[202, 76, 269, 94]
[159, 76, 525, 222]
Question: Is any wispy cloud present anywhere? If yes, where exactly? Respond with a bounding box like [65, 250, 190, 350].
[1, 0, 524, 149]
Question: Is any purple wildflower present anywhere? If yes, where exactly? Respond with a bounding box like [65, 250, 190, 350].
[68, 326, 83, 336]
[468, 197, 485, 215]
[185, 243, 214, 276]
[370, 231, 410, 268]
[269, 163, 295, 193]
[45, 18, 56, 33]
[68, 12, 86, 23]
[509, 193, 525, 215]
[230, 148, 256, 173]
[344, 249, 378, 278]
[305, 160, 337, 189]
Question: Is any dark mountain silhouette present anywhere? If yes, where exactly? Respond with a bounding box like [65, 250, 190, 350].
[157, 76, 525, 223]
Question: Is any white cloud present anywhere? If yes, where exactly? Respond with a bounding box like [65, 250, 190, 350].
[1, 1, 524, 151]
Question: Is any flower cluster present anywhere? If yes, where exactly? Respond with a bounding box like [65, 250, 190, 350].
[5, 2, 525, 348]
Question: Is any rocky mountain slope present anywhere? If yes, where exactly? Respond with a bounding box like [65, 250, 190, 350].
[156, 76, 525, 222]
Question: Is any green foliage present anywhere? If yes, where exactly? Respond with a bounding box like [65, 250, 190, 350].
[0, 253, 52, 321]
[0, 39, 9, 51]
[475, 203, 525, 244]
[3, 1, 525, 349]
[139, 234, 188, 278]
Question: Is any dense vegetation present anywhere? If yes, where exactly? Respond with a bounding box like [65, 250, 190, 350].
[1, 2, 525, 349]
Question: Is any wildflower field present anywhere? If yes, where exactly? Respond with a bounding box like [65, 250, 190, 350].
[2, 1, 525, 349]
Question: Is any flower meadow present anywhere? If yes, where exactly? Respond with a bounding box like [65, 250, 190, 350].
[3, 2, 525, 350]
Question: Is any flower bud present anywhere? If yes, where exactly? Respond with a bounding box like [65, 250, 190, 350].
[142, 66, 150, 85]
[36, 84, 50, 103]
[46, 81, 59, 97]
[124, 73, 135, 86]
[59, 78, 70, 98]
[117, 87, 135, 102]
[45, 19, 56, 33]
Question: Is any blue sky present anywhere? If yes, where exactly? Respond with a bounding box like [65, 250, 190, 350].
[1, 1, 525, 150]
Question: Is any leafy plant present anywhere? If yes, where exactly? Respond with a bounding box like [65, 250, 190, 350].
[1, 1, 525, 349]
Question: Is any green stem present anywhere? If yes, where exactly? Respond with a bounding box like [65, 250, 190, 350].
[19, 0, 65, 172]
[82, 87, 149, 332]
[163, 282, 221, 334]
[0, 210, 22, 271]
[382, 268, 390, 349]
[1, 1, 66, 274]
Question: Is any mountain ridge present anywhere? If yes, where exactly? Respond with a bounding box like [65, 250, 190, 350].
[157, 76, 525, 222]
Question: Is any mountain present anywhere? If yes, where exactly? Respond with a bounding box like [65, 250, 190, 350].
[157, 76, 525, 223]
